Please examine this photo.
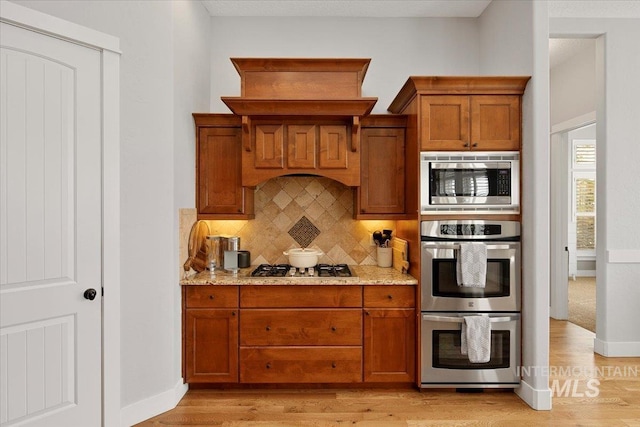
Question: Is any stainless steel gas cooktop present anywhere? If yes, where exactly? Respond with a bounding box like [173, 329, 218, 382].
[250, 264, 354, 278]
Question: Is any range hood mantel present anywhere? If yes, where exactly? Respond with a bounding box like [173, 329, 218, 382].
[221, 57, 378, 116]
[220, 98, 377, 116]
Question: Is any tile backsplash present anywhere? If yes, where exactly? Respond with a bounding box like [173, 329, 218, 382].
[179, 176, 395, 270]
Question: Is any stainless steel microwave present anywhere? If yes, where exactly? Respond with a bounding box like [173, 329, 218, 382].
[420, 151, 520, 214]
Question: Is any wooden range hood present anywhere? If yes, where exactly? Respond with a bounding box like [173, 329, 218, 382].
[221, 58, 378, 187]
[221, 58, 377, 116]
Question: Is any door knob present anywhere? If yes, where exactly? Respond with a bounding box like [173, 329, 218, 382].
[84, 288, 97, 300]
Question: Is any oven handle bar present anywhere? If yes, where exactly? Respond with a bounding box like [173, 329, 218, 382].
[422, 243, 519, 250]
[421, 314, 520, 323]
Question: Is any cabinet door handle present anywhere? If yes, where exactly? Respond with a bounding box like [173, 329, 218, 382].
[331, 362, 337, 368]
[472, 142, 478, 147]
[331, 326, 337, 332]
[266, 363, 271, 369]
[231, 311, 236, 316]
[463, 142, 470, 147]
[266, 326, 271, 331]
[365, 311, 370, 316]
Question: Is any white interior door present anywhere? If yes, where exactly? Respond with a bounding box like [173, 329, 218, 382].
[1, 21, 102, 426]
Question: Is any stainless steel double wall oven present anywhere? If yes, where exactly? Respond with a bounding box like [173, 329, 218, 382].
[420, 220, 521, 388]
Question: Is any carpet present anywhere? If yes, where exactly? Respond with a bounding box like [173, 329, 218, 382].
[568, 276, 596, 333]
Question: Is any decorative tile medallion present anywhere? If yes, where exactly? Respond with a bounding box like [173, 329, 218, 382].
[288, 215, 320, 248]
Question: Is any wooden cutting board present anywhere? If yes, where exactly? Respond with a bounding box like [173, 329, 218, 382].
[392, 237, 409, 273]
[183, 220, 210, 273]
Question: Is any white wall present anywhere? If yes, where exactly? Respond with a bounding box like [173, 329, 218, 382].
[8, 0, 211, 423]
[172, 0, 212, 393]
[550, 41, 596, 126]
[551, 17, 640, 356]
[209, 17, 481, 114]
[479, 0, 551, 410]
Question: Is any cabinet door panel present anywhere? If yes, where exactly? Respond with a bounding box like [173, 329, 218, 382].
[287, 124, 316, 168]
[185, 286, 238, 308]
[240, 309, 362, 345]
[359, 128, 405, 214]
[363, 286, 414, 308]
[198, 127, 245, 214]
[240, 285, 362, 308]
[420, 96, 470, 151]
[364, 309, 415, 382]
[239, 347, 362, 383]
[319, 125, 348, 169]
[470, 95, 520, 150]
[184, 309, 238, 383]
[255, 124, 285, 168]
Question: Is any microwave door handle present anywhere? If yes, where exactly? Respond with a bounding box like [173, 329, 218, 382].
[422, 314, 520, 323]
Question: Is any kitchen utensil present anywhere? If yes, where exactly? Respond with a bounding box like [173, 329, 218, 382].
[373, 230, 383, 246]
[283, 248, 324, 268]
[184, 220, 210, 273]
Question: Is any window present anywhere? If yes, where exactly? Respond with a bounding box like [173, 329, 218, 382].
[572, 140, 596, 253]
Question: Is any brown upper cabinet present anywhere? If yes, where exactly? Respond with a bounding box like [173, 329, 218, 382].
[355, 115, 408, 218]
[388, 76, 530, 151]
[243, 118, 359, 187]
[193, 114, 254, 219]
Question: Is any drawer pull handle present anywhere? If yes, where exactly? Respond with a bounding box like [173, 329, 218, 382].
[266, 326, 271, 331]
[332, 362, 337, 368]
[266, 363, 271, 369]
[331, 326, 337, 332]
[209, 295, 214, 300]
[387, 295, 393, 300]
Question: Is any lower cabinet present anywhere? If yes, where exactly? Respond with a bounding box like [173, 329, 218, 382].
[182, 284, 415, 385]
[183, 286, 239, 383]
[239, 347, 362, 383]
[363, 286, 416, 382]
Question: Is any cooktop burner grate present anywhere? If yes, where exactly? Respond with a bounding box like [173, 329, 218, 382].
[250, 263, 353, 278]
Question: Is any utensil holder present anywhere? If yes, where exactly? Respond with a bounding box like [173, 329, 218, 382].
[376, 247, 392, 268]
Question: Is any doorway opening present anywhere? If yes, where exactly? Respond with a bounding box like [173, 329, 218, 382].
[549, 36, 599, 336]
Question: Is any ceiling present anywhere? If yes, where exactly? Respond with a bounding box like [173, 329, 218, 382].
[201, 0, 492, 18]
[549, 38, 596, 69]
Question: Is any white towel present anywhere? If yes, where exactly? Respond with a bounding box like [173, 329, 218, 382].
[461, 315, 491, 363]
[456, 242, 487, 288]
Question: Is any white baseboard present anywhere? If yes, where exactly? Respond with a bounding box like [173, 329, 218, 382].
[515, 379, 552, 410]
[594, 338, 640, 357]
[120, 379, 188, 426]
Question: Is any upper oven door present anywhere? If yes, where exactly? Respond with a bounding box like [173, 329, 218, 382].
[421, 241, 520, 312]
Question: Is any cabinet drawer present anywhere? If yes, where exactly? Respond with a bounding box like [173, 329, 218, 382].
[240, 309, 362, 346]
[363, 286, 414, 308]
[185, 286, 238, 308]
[239, 347, 362, 383]
[240, 285, 362, 308]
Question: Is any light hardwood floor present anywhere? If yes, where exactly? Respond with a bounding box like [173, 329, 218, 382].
[137, 320, 640, 426]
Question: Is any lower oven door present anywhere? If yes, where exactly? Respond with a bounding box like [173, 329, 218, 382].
[421, 312, 520, 388]
[421, 241, 520, 311]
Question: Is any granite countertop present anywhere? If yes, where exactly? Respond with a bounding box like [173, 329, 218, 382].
[180, 265, 417, 286]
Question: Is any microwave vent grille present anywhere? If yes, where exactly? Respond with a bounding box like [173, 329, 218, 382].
[421, 152, 519, 162]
